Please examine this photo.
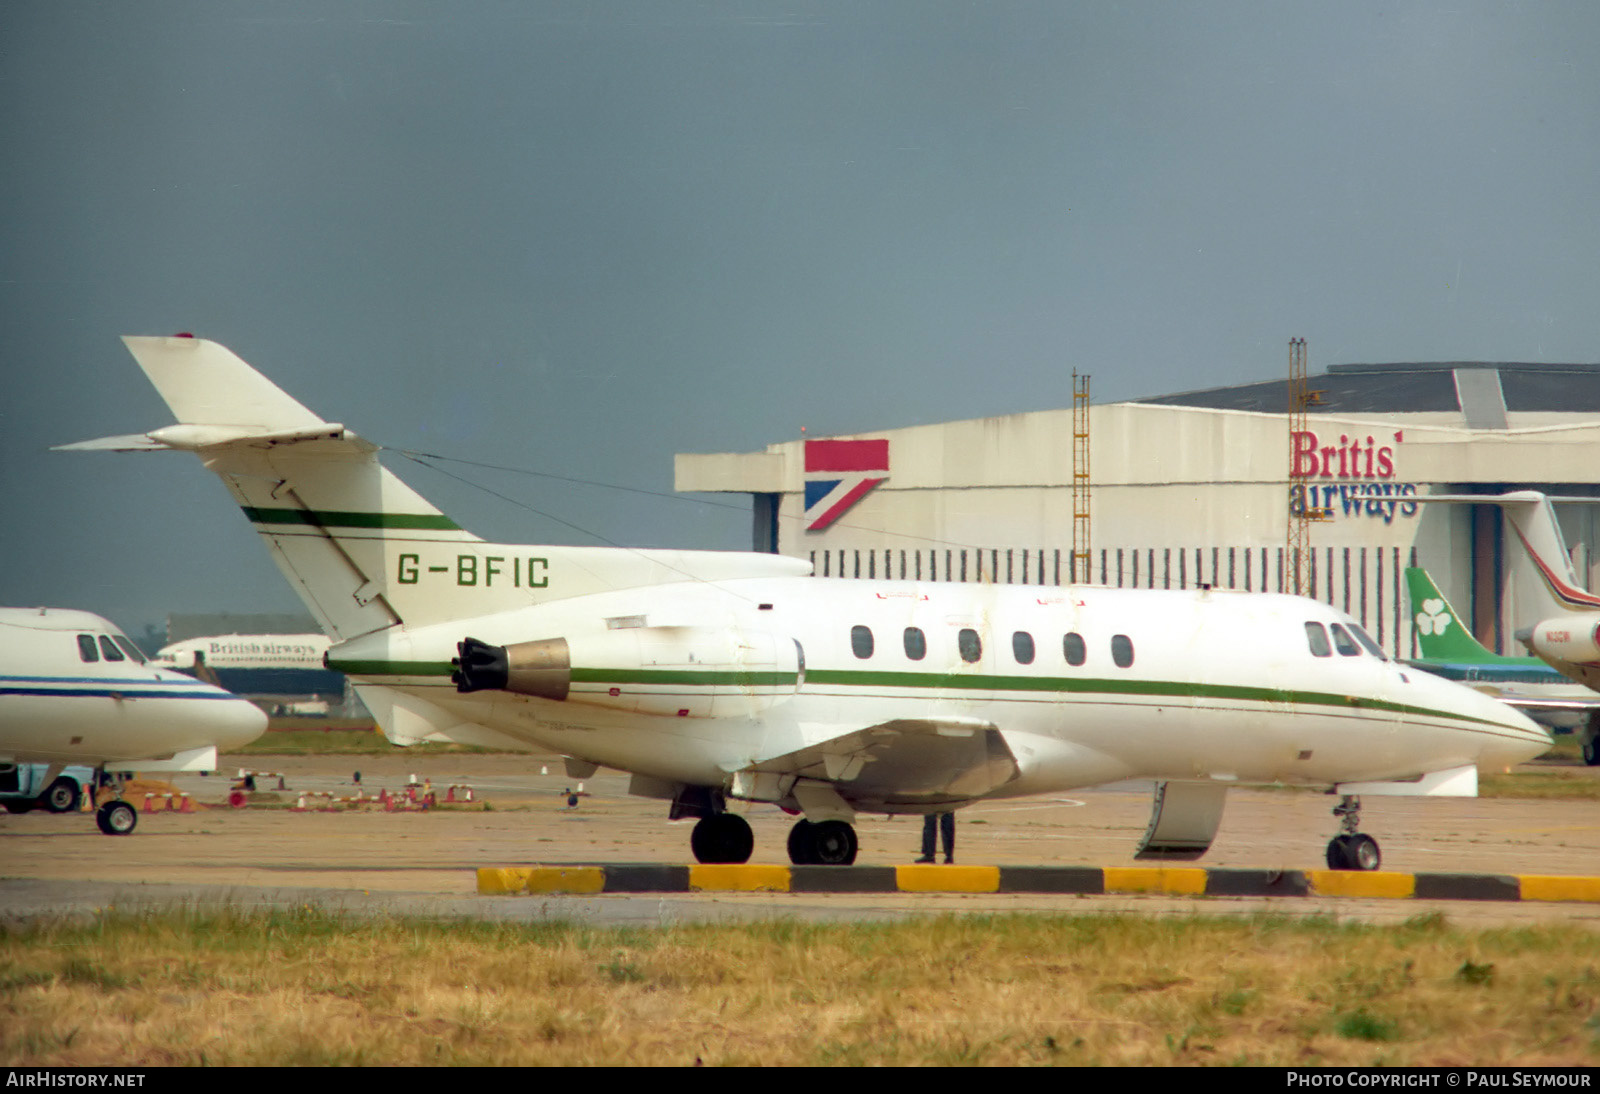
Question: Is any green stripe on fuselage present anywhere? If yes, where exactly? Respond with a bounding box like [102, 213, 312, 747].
[242, 506, 461, 531]
[571, 667, 799, 688]
[327, 659, 1510, 730]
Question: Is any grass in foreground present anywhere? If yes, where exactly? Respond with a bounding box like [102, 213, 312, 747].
[3, 910, 1598, 1066]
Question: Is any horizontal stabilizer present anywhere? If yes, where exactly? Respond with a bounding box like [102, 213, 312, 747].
[54, 433, 171, 452]
[55, 422, 364, 454]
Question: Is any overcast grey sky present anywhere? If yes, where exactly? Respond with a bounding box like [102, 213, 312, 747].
[3, 1, 1599, 636]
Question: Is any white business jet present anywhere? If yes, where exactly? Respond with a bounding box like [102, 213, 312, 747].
[0, 607, 268, 833]
[61, 335, 1549, 869]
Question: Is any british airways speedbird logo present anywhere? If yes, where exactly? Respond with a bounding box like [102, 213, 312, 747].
[803, 438, 889, 531]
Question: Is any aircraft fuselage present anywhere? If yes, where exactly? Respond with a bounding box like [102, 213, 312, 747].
[331, 578, 1546, 812]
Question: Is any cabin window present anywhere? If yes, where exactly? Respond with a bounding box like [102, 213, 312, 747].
[1329, 623, 1360, 657]
[113, 637, 147, 663]
[958, 628, 982, 663]
[1012, 631, 1035, 665]
[1063, 632, 1087, 666]
[1305, 622, 1332, 657]
[850, 625, 874, 659]
[903, 627, 927, 661]
[97, 636, 125, 662]
[76, 634, 99, 663]
[1111, 634, 1134, 668]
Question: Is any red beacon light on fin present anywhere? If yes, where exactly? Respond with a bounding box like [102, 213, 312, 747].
[173, 332, 195, 338]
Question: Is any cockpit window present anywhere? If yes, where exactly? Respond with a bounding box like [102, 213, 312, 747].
[1328, 623, 1360, 657]
[76, 634, 99, 663]
[1348, 623, 1387, 661]
[112, 636, 147, 663]
[1305, 622, 1331, 657]
[98, 636, 126, 662]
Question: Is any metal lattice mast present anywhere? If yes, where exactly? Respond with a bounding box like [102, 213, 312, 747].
[1072, 370, 1091, 583]
[1286, 338, 1327, 595]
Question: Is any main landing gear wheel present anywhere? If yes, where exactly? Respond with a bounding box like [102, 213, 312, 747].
[786, 818, 858, 865]
[690, 813, 753, 864]
[95, 800, 137, 836]
[787, 819, 816, 864]
[1325, 795, 1379, 871]
[1583, 735, 1599, 767]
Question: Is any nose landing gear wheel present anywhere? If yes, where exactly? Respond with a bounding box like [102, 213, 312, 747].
[1326, 833, 1381, 871]
[689, 813, 753, 864]
[95, 799, 137, 836]
[1325, 795, 1380, 870]
[1347, 833, 1381, 870]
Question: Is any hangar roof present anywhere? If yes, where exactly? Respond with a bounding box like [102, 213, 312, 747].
[1137, 362, 1600, 416]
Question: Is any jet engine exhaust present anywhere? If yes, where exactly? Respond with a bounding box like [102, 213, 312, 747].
[452, 637, 570, 700]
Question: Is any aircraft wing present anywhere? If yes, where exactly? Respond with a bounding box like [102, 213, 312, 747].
[1441, 688, 1597, 731]
[1485, 691, 1597, 731]
[1494, 695, 1600, 713]
[733, 716, 1021, 804]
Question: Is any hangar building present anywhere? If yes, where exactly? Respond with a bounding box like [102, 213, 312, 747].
[676, 361, 1600, 659]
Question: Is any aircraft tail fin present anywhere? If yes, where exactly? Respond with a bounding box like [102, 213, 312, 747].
[1422, 491, 1600, 616]
[118, 334, 327, 434]
[67, 335, 817, 643]
[1403, 568, 1502, 662]
[60, 335, 480, 641]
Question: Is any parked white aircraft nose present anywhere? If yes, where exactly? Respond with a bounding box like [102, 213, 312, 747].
[0, 609, 270, 835]
[187, 681, 269, 751]
[1409, 666, 1552, 773]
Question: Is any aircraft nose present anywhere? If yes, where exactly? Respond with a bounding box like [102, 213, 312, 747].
[1521, 715, 1554, 758]
[1483, 700, 1552, 770]
[219, 695, 269, 750]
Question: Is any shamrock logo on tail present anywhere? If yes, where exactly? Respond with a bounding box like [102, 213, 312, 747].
[1416, 598, 1452, 636]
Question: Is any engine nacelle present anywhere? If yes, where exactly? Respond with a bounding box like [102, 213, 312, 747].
[1526, 615, 1600, 665]
[453, 626, 797, 719]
